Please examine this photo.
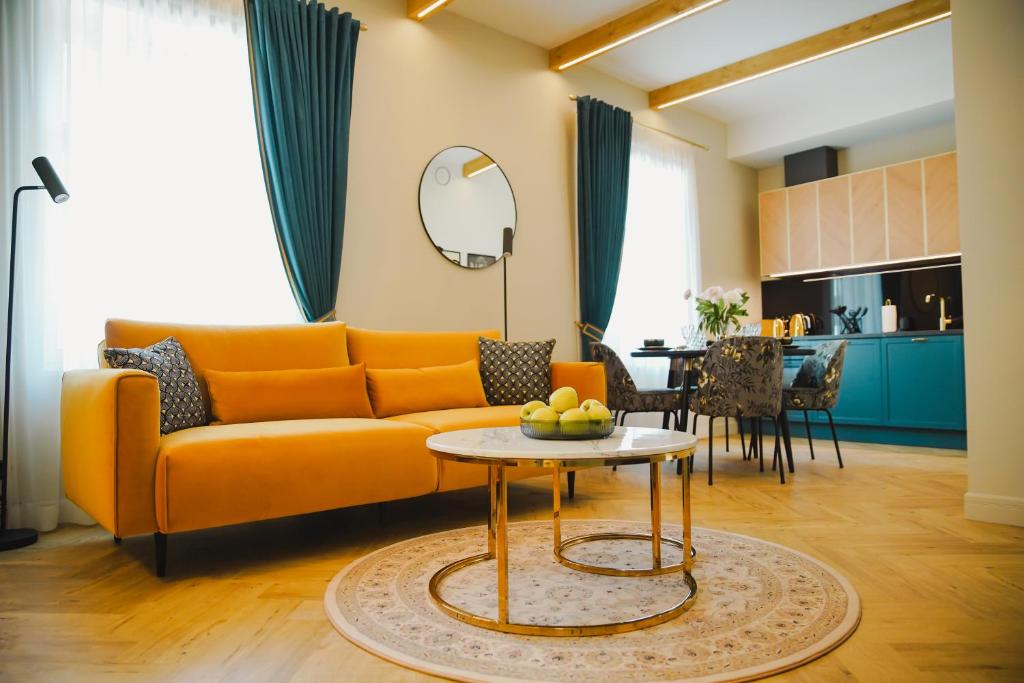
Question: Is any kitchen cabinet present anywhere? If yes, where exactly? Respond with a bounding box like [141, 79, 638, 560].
[787, 183, 819, 271]
[758, 152, 960, 277]
[818, 175, 852, 268]
[886, 160, 926, 260]
[924, 152, 960, 255]
[882, 335, 966, 430]
[787, 332, 966, 448]
[758, 189, 788, 275]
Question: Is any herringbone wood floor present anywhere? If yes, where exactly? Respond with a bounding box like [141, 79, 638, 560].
[1, 439, 1022, 682]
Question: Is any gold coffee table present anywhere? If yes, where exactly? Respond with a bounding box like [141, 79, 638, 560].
[426, 426, 698, 637]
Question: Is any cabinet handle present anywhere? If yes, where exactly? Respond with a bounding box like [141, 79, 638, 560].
[911, 337, 928, 342]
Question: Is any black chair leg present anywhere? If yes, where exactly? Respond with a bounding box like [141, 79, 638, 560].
[725, 418, 730, 452]
[803, 410, 815, 460]
[738, 416, 747, 460]
[757, 419, 765, 472]
[772, 418, 786, 484]
[567, 471, 576, 498]
[707, 417, 714, 486]
[154, 532, 167, 578]
[825, 410, 844, 468]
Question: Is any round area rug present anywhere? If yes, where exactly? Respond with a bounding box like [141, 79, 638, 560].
[324, 520, 860, 683]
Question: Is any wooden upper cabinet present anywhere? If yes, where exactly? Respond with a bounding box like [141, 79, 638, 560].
[851, 169, 887, 264]
[818, 175, 852, 268]
[787, 183, 819, 271]
[924, 152, 959, 254]
[885, 160, 926, 260]
[759, 189, 788, 275]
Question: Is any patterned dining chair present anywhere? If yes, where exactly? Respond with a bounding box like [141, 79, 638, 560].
[689, 337, 785, 485]
[590, 343, 685, 429]
[782, 340, 848, 468]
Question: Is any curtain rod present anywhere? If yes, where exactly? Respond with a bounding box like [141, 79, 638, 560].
[568, 96, 709, 152]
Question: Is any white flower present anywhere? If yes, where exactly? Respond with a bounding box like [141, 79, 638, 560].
[723, 288, 744, 306]
[683, 288, 692, 301]
[701, 286, 724, 302]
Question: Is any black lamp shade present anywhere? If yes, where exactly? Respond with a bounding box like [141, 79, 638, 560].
[502, 227, 514, 257]
[31, 157, 69, 204]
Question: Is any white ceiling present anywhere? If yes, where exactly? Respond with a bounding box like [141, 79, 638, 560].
[447, 0, 955, 168]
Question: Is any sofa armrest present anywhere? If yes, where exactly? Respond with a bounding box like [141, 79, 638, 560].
[61, 368, 162, 537]
[551, 362, 606, 404]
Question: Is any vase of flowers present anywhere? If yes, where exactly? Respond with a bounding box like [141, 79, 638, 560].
[684, 286, 750, 342]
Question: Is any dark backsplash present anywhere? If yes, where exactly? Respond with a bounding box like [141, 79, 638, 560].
[762, 264, 963, 335]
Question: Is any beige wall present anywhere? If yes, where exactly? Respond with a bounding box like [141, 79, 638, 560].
[331, 0, 759, 360]
[756, 120, 957, 192]
[952, 0, 1024, 526]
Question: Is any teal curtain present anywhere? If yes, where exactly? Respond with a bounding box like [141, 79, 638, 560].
[576, 96, 632, 359]
[244, 0, 360, 322]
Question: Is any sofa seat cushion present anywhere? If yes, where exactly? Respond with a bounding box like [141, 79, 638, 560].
[155, 418, 436, 533]
[387, 406, 549, 492]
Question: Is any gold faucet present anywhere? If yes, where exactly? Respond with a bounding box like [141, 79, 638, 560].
[925, 293, 953, 331]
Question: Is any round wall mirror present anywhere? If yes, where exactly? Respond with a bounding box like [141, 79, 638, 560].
[418, 146, 516, 269]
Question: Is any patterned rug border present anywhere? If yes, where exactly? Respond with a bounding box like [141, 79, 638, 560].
[324, 520, 862, 683]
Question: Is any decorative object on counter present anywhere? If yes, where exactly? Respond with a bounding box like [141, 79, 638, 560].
[519, 388, 614, 440]
[3, 156, 70, 552]
[831, 305, 866, 334]
[924, 293, 954, 331]
[685, 286, 750, 341]
[882, 299, 898, 333]
[762, 318, 787, 338]
[789, 313, 811, 337]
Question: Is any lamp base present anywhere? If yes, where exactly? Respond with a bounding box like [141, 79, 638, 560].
[0, 527, 38, 551]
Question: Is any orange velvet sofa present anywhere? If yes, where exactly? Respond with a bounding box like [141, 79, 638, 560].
[60, 320, 605, 575]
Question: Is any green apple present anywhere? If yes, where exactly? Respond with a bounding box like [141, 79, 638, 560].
[586, 404, 612, 422]
[559, 407, 590, 435]
[580, 398, 604, 414]
[529, 406, 560, 423]
[549, 386, 579, 413]
[520, 400, 547, 420]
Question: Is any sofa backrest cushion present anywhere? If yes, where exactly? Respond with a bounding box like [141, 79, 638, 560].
[366, 360, 489, 418]
[206, 364, 374, 424]
[346, 328, 500, 369]
[104, 320, 350, 405]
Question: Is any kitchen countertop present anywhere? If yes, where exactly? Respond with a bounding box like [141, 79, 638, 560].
[794, 329, 963, 340]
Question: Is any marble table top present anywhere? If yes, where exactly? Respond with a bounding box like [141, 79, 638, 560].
[427, 427, 697, 466]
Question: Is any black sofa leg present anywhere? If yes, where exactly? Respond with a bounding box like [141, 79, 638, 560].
[113, 536, 122, 545]
[567, 471, 576, 499]
[154, 532, 167, 578]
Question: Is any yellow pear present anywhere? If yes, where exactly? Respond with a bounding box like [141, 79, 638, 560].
[559, 407, 590, 435]
[529, 406, 560, 423]
[580, 398, 604, 413]
[549, 386, 579, 413]
[586, 404, 612, 422]
[520, 400, 547, 420]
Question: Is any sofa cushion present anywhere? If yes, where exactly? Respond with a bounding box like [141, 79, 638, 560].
[103, 337, 207, 434]
[206, 364, 374, 424]
[346, 327, 499, 369]
[388, 406, 548, 492]
[154, 419, 436, 533]
[478, 337, 555, 406]
[366, 360, 488, 418]
[104, 320, 350, 402]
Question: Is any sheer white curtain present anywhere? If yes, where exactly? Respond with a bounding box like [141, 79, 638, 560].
[0, 0, 297, 531]
[602, 125, 701, 390]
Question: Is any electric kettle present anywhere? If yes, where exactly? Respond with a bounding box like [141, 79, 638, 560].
[789, 314, 811, 337]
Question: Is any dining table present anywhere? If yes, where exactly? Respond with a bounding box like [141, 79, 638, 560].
[631, 344, 815, 475]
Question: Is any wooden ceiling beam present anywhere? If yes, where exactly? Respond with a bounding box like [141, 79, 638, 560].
[407, 0, 456, 22]
[649, 0, 951, 109]
[549, 0, 727, 71]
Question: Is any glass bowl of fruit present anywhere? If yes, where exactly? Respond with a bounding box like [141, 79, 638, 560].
[519, 388, 615, 440]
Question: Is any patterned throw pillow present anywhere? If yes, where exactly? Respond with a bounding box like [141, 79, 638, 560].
[103, 336, 207, 434]
[478, 337, 555, 406]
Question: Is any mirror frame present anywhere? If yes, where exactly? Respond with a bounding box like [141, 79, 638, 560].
[417, 145, 517, 270]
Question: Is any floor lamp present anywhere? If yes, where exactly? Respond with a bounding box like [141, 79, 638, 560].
[1, 157, 69, 551]
[501, 227, 513, 341]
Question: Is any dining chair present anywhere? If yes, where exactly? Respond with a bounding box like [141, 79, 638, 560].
[782, 340, 848, 468]
[688, 337, 786, 484]
[590, 343, 685, 431]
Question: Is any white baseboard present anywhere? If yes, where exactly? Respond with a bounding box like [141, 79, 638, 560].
[964, 492, 1024, 527]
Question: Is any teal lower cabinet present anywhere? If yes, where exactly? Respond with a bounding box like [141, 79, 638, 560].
[786, 333, 966, 450]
